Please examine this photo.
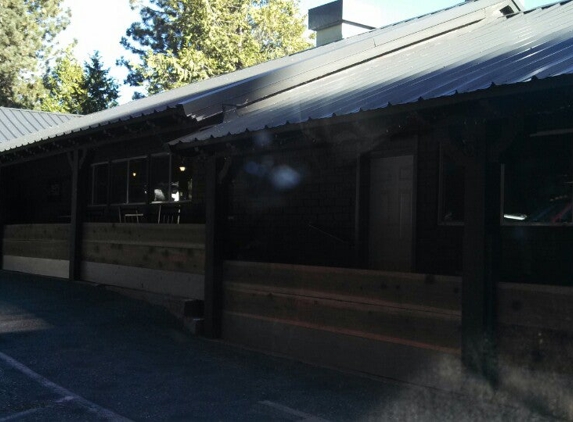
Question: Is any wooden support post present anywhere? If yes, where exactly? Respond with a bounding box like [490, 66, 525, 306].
[354, 153, 369, 268]
[204, 155, 229, 338]
[0, 167, 4, 268]
[68, 148, 89, 281]
[462, 127, 500, 383]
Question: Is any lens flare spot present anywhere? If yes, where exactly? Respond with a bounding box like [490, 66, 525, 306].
[270, 165, 301, 190]
[254, 131, 272, 147]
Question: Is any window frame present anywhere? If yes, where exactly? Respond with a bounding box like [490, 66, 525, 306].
[501, 134, 573, 227]
[90, 161, 110, 206]
[438, 144, 465, 226]
[149, 153, 172, 204]
[90, 153, 194, 207]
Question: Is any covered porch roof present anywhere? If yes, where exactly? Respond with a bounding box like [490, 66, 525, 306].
[169, 0, 573, 148]
[0, 0, 530, 163]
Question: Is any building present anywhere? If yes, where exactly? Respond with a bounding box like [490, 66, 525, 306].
[0, 107, 79, 143]
[1, 0, 572, 398]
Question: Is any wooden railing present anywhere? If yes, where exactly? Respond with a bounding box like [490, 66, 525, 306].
[3, 224, 70, 261]
[1, 223, 206, 298]
[498, 282, 573, 373]
[222, 261, 462, 353]
[82, 223, 205, 274]
[222, 261, 573, 374]
[2, 227, 571, 373]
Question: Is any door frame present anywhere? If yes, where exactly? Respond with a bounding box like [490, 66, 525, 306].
[363, 135, 418, 272]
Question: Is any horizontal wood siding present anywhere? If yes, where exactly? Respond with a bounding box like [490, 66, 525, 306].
[82, 223, 205, 274]
[223, 261, 462, 353]
[1, 223, 206, 275]
[2, 224, 70, 260]
[225, 288, 460, 350]
[498, 282, 573, 373]
[223, 262, 573, 378]
[83, 223, 205, 245]
[225, 261, 461, 310]
[1, 223, 206, 298]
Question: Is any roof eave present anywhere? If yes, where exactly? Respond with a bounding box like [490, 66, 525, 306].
[170, 74, 573, 153]
[0, 105, 194, 166]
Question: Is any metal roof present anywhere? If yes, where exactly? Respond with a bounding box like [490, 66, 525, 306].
[171, 0, 573, 145]
[0, 0, 526, 154]
[0, 107, 79, 143]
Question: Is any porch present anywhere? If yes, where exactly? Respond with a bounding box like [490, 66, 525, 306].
[1, 219, 571, 389]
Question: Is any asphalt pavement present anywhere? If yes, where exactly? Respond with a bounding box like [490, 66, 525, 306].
[0, 271, 562, 421]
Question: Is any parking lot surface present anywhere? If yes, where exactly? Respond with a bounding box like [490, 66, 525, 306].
[0, 271, 561, 421]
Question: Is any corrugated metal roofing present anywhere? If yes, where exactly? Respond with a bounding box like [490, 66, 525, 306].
[0, 0, 521, 155]
[172, 0, 573, 145]
[0, 107, 79, 143]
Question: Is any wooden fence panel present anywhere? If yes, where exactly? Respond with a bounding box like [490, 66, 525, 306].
[498, 282, 573, 373]
[2, 224, 70, 260]
[225, 287, 460, 350]
[83, 223, 205, 245]
[225, 261, 461, 311]
[222, 261, 462, 354]
[82, 223, 205, 274]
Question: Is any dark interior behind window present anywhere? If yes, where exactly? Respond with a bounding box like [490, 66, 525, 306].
[150, 155, 170, 202]
[129, 158, 147, 203]
[111, 161, 128, 204]
[503, 136, 572, 223]
[92, 163, 108, 205]
[172, 156, 192, 201]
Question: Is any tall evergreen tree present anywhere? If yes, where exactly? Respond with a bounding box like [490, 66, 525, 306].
[0, 0, 70, 109]
[42, 47, 85, 114]
[82, 52, 120, 113]
[120, 0, 312, 97]
[43, 50, 119, 114]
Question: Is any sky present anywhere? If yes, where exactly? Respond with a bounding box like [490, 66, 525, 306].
[59, 0, 557, 104]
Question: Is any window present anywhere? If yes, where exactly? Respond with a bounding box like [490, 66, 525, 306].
[128, 158, 147, 203]
[503, 135, 573, 224]
[91, 163, 108, 205]
[150, 155, 170, 202]
[439, 152, 465, 223]
[110, 161, 128, 204]
[171, 156, 192, 202]
[91, 154, 192, 206]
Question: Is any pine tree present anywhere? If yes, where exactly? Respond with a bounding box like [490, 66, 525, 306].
[42, 50, 119, 114]
[120, 0, 312, 97]
[82, 52, 120, 114]
[0, 0, 70, 108]
[42, 47, 86, 114]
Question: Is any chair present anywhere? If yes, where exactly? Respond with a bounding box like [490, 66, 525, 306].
[157, 204, 180, 224]
[119, 206, 143, 223]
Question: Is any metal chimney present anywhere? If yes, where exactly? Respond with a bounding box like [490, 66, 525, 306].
[308, 0, 377, 47]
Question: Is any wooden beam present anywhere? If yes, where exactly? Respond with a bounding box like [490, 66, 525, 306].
[462, 122, 500, 383]
[204, 155, 229, 338]
[354, 152, 370, 267]
[68, 148, 91, 281]
[0, 167, 4, 267]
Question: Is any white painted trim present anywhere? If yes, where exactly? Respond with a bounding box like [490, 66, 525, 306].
[2, 255, 69, 279]
[82, 261, 204, 299]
